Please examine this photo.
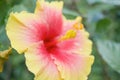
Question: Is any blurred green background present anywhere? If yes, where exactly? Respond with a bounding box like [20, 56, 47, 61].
[0, 0, 120, 80]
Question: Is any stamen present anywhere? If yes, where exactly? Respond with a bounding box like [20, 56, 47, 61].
[73, 23, 83, 30]
[73, 17, 83, 30]
[60, 29, 76, 41]
[59, 17, 83, 42]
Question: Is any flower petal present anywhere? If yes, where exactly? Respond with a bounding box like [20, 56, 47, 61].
[58, 17, 92, 55]
[35, 0, 63, 39]
[35, 0, 63, 13]
[0, 48, 12, 72]
[51, 49, 94, 80]
[58, 30, 92, 55]
[25, 42, 62, 80]
[6, 12, 48, 53]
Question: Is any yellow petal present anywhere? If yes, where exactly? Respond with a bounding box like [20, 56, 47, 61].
[0, 48, 12, 72]
[51, 49, 94, 80]
[75, 30, 92, 55]
[61, 16, 92, 55]
[6, 12, 43, 54]
[35, 0, 63, 14]
[24, 42, 62, 80]
[74, 17, 92, 55]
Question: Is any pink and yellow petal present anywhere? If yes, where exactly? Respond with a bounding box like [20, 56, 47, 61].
[51, 49, 94, 80]
[58, 34, 92, 56]
[76, 30, 92, 55]
[25, 42, 62, 80]
[6, 12, 48, 53]
[72, 30, 92, 55]
[35, 0, 63, 13]
[62, 16, 82, 33]
[35, 0, 63, 39]
[59, 17, 92, 55]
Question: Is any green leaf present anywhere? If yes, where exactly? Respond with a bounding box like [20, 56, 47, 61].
[76, 0, 89, 15]
[63, 8, 80, 18]
[101, 0, 120, 5]
[10, 4, 27, 12]
[96, 18, 111, 32]
[87, 0, 102, 4]
[0, 0, 9, 25]
[87, 0, 120, 5]
[0, 26, 10, 50]
[96, 39, 120, 73]
[22, 0, 36, 12]
[8, 0, 36, 13]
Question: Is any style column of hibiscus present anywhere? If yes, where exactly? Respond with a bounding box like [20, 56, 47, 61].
[6, 0, 94, 80]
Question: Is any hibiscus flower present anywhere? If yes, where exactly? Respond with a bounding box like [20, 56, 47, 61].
[6, 0, 94, 80]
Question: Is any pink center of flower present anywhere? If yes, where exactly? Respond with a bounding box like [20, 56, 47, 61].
[42, 19, 83, 53]
[43, 30, 77, 52]
[43, 39, 58, 52]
